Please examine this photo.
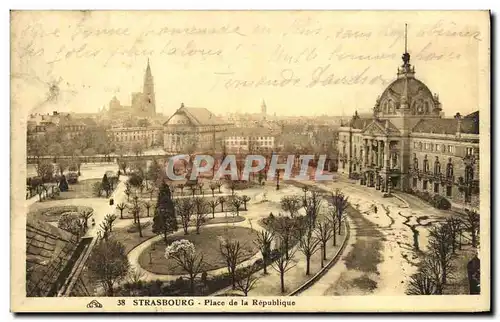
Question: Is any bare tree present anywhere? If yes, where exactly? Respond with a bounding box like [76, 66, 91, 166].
[235, 269, 260, 296]
[463, 209, 480, 248]
[314, 218, 334, 266]
[104, 214, 118, 232]
[304, 190, 323, 228]
[230, 196, 243, 216]
[228, 180, 236, 195]
[280, 195, 302, 217]
[298, 225, 321, 275]
[79, 209, 93, 228]
[143, 201, 152, 217]
[428, 223, 455, 286]
[326, 207, 339, 246]
[116, 202, 127, 219]
[176, 198, 194, 235]
[271, 239, 298, 294]
[190, 185, 197, 197]
[240, 195, 251, 211]
[215, 180, 222, 193]
[219, 237, 245, 289]
[207, 199, 219, 219]
[406, 266, 438, 295]
[446, 217, 463, 253]
[331, 189, 348, 235]
[209, 182, 217, 197]
[420, 254, 445, 294]
[270, 214, 297, 260]
[217, 196, 226, 212]
[130, 196, 143, 237]
[99, 221, 110, 241]
[254, 229, 274, 274]
[193, 198, 208, 234]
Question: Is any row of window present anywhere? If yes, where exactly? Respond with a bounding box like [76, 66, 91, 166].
[412, 155, 475, 183]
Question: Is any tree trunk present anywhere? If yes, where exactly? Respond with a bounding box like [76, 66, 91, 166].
[190, 277, 195, 295]
[137, 215, 143, 237]
[323, 242, 327, 260]
[280, 273, 285, 293]
[332, 229, 337, 246]
[471, 229, 477, 248]
[263, 256, 268, 274]
[306, 256, 311, 275]
[441, 261, 447, 285]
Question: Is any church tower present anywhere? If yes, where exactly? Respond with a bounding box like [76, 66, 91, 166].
[143, 59, 156, 116]
[261, 99, 267, 121]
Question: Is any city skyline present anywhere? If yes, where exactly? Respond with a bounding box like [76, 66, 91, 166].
[12, 11, 485, 118]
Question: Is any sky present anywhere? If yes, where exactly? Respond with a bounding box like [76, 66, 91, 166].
[11, 11, 489, 118]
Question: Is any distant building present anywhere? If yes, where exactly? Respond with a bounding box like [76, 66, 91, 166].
[27, 111, 86, 141]
[337, 42, 479, 208]
[224, 126, 277, 154]
[107, 126, 163, 149]
[163, 104, 232, 154]
[103, 59, 156, 119]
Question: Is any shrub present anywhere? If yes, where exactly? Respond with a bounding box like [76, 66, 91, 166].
[432, 194, 451, 210]
[409, 190, 451, 210]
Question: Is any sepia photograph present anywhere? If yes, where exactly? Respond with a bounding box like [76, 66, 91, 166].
[9, 10, 490, 313]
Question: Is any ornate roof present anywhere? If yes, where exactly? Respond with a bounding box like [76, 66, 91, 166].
[164, 104, 227, 126]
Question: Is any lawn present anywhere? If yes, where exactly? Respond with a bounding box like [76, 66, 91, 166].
[138, 226, 259, 275]
[111, 216, 247, 254]
[53, 179, 116, 200]
[110, 223, 157, 254]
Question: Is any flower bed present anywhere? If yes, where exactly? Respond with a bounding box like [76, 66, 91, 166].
[28, 205, 94, 222]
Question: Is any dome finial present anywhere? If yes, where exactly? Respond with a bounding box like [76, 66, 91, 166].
[398, 23, 415, 78]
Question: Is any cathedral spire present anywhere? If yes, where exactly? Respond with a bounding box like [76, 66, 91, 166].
[142, 58, 156, 115]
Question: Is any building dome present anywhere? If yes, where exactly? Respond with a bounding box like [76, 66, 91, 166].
[374, 26, 442, 118]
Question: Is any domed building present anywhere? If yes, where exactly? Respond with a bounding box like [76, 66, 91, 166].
[337, 43, 479, 208]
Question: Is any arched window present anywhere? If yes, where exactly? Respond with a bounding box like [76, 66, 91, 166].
[423, 155, 429, 172]
[446, 158, 454, 178]
[465, 165, 474, 184]
[424, 101, 430, 113]
[434, 157, 441, 175]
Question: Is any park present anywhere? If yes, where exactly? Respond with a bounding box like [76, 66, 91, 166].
[26, 153, 480, 297]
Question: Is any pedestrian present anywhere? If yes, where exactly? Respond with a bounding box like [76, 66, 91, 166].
[374, 205, 378, 214]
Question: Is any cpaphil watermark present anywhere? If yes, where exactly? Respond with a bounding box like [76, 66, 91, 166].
[165, 154, 333, 181]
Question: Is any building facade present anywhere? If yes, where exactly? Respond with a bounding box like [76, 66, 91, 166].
[224, 127, 277, 154]
[107, 126, 163, 149]
[337, 48, 479, 208]
[163, 104, 231, 154]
